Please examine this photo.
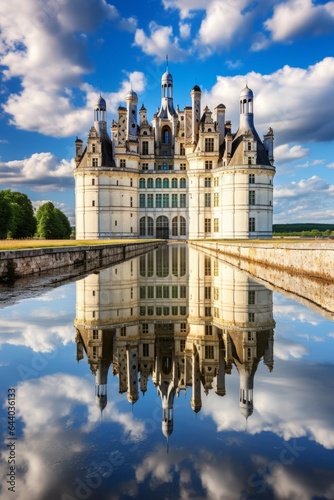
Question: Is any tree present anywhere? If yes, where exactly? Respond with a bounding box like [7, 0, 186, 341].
[1, 190, 36, 238]
[0, 192, 12, 238]
[36, 202, 71, 239]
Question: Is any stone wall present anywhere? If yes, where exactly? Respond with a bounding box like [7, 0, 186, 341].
[190, 240, 334, 320]
[0, 242, 162, 283]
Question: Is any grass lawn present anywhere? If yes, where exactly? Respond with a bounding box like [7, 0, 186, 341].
[0, 239, 156, 251]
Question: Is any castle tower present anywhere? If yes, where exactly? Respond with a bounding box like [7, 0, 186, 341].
[190, 85, 201, 144]
[94, 95, 108, 139]
[126, 89, 138, 144]
[220, 84, 275, 239]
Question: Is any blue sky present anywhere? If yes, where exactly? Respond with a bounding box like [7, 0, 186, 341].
[0, 0, 333, 225]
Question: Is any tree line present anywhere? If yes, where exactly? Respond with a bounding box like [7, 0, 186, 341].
[273, 223, 334, 237]
[0, 190, 72, 239]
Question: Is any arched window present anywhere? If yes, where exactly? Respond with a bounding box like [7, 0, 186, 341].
[172, 217, 178, 236]
[139, 217, 146, 236]
[171, 178, 178, 188]
[163, 178, 169, 188]
[162, 128, 170, 143]
[139, 178, 145, 188]
[156, 245, 169, 276]
[180, 178, 186, 188]
[155, 177, 162, 188]
[180, 216, 186, 236]
[156, 216, 169, 239]
[147, 217, 154, 236]
[147, 178, 153, 188]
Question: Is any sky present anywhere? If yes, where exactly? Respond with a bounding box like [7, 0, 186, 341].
[0, 0, 333, 225]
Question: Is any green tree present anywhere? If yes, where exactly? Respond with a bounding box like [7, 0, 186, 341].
[0, 192, 12, 238]
[1, 190, 36, 238]
[36, 202, 71, 239]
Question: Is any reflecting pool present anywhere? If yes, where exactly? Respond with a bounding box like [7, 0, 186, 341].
[0, 244, 334, 500]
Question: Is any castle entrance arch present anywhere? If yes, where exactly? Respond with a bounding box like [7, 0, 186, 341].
[156, 216, 169, 239]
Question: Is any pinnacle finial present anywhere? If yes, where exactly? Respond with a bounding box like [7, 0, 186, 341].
[166, 54, 169, 72]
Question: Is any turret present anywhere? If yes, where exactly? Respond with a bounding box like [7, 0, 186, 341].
[126, 89, 138, 142]
[94, 95, 108, 139]
[191, 85, 201, 144]
[75, 137, 83, 167]
[239, 85, 254, 132]
[263, 127, 275, 165]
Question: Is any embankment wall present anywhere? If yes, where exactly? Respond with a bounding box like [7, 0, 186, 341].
[0, 241, 162, 282]
[190, 240, 334, 319]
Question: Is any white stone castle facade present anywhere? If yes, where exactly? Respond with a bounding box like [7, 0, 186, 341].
[74, 68, 275, 240]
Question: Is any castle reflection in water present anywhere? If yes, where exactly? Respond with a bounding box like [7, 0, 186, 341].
[74, 245, 274, 440]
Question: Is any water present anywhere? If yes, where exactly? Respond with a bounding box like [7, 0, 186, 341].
[0, 244, 333, 500]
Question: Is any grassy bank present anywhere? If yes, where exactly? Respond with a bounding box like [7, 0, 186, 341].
[0, 239, 155, 251]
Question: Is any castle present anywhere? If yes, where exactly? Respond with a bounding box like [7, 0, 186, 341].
[74, 245, 275, 437]
[74, 67, 275, 239]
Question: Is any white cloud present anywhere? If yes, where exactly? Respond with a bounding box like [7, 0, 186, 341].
[274, 144, 309, 164]
[134, 21, 187, 62]
[0, 373, 145, 500]
[275, 176, 334, 199]
[265, 0, 334, 42]
[0, 152, 74, 190]
[196, 0, 250, 53]
[203, 57, 334, 145]
[0, 0, 145, 137]
[179, 21, 191, 39]
[162, 0, 209, 19]
[273, 176, 334, 223]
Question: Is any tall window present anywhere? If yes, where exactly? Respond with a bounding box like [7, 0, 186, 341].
[156, 194, 162, 208]
[142, 141, 149, 155]
[205, 160, 213, 170]
[205, 346, 214, 359]
[163, 128, 170, 143]
[180, 216, 186, 236]
[205, 218, 211, 233]
[205, 138, 214, 152]
[172, 217, 178, 237]
[147, 194, 154, 208]
[205, 177, 211, 187]
[163, 178, 169, 188]
[92, 144, 96, 153]
[172, 194, 178, 207]
[140, 217, 145, 235]
[163, 194, 169, 207]
[180, 143, 185, 155]
[214, 218, 219, 232]
[205, 193, 211, 207]
[172, 178, 178, 188]
[248, 290, 255, 305]
[249, 217, 255, 232]
[142, 344, 149, 357]
[155, 178, 162, 188]
[249, 173, 255, 184]
[180, 178, 186, 188]
[139, 178, 145, 188]
[147, 217, 154, 236]
[214, 193, 219, 207]
[249, 190, 255, 205]
[147, 178, 153, 188]
[120, 159, 126, 168]
[204, 256, 211, 276]
[180, 194, 186, 208]
[139, 194, 145, 208]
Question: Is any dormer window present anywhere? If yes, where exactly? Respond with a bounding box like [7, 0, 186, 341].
[92, 158, 98, 167]
[92, 144, 96, 153]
